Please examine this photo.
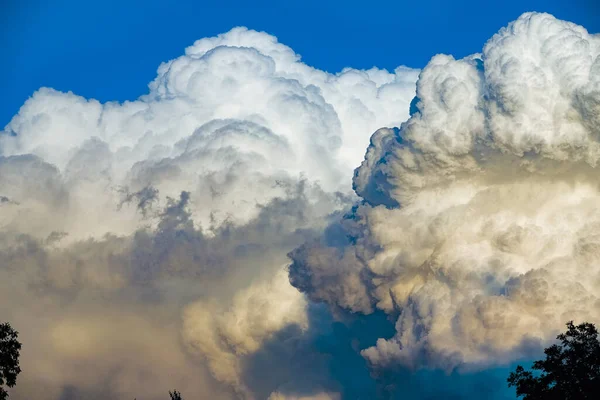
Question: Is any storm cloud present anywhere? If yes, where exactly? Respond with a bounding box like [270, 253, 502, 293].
[290, 12, 600, 376]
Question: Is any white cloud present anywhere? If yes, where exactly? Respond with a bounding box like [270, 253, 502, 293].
[290, 12, 600, 371]
[0, 26, 416, 399]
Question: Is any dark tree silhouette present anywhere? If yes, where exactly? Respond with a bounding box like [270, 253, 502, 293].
[0, 323, 21, 400]
[169, 390, 183, 400]
[508, 321, 600, 399]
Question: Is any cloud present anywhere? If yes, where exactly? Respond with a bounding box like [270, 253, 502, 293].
[182, 269, 309, 395]
[289, 11, 600, 373]
[268, 392, 341, 400]
[0, 26, 416, 399]
[5, 11, 597, 400]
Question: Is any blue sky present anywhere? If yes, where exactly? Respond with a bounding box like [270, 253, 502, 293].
[1, 0, 599, 127]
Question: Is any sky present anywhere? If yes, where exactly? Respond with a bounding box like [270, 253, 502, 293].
[1, 0, 599, 128]
[2, 2, 600, 400]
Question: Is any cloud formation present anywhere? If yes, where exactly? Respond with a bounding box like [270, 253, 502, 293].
[3, 11, 599, 400]
[0, 27, 417, 399]
[290, 12, 600, 372]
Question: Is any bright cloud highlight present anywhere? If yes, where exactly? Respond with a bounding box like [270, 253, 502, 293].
[0, 27, 416, 399]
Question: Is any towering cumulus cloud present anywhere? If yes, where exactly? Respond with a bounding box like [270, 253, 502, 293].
[0, 27, 417, 399]
[290, 11, 600, 376]
[3, 11, 598, 400]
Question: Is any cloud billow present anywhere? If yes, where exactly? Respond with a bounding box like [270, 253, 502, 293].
[2, 11, 599, 400]
[0, 26, 416, 399]
[289, 11, 600, 374]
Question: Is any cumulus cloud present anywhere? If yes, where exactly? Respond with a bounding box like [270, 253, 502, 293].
[290, 11, 600, 373]
[5, 10, 598, 400]
[182, 269, 309, 395]
[0, 26, 417, 399]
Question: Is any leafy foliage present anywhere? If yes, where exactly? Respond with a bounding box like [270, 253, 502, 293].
[0, 323, 21, 400]
[508, 321, 600, 399]
[169, 390, 183, 400]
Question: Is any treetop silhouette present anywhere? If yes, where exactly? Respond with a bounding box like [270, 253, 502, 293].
[508, 321, 600, 399]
